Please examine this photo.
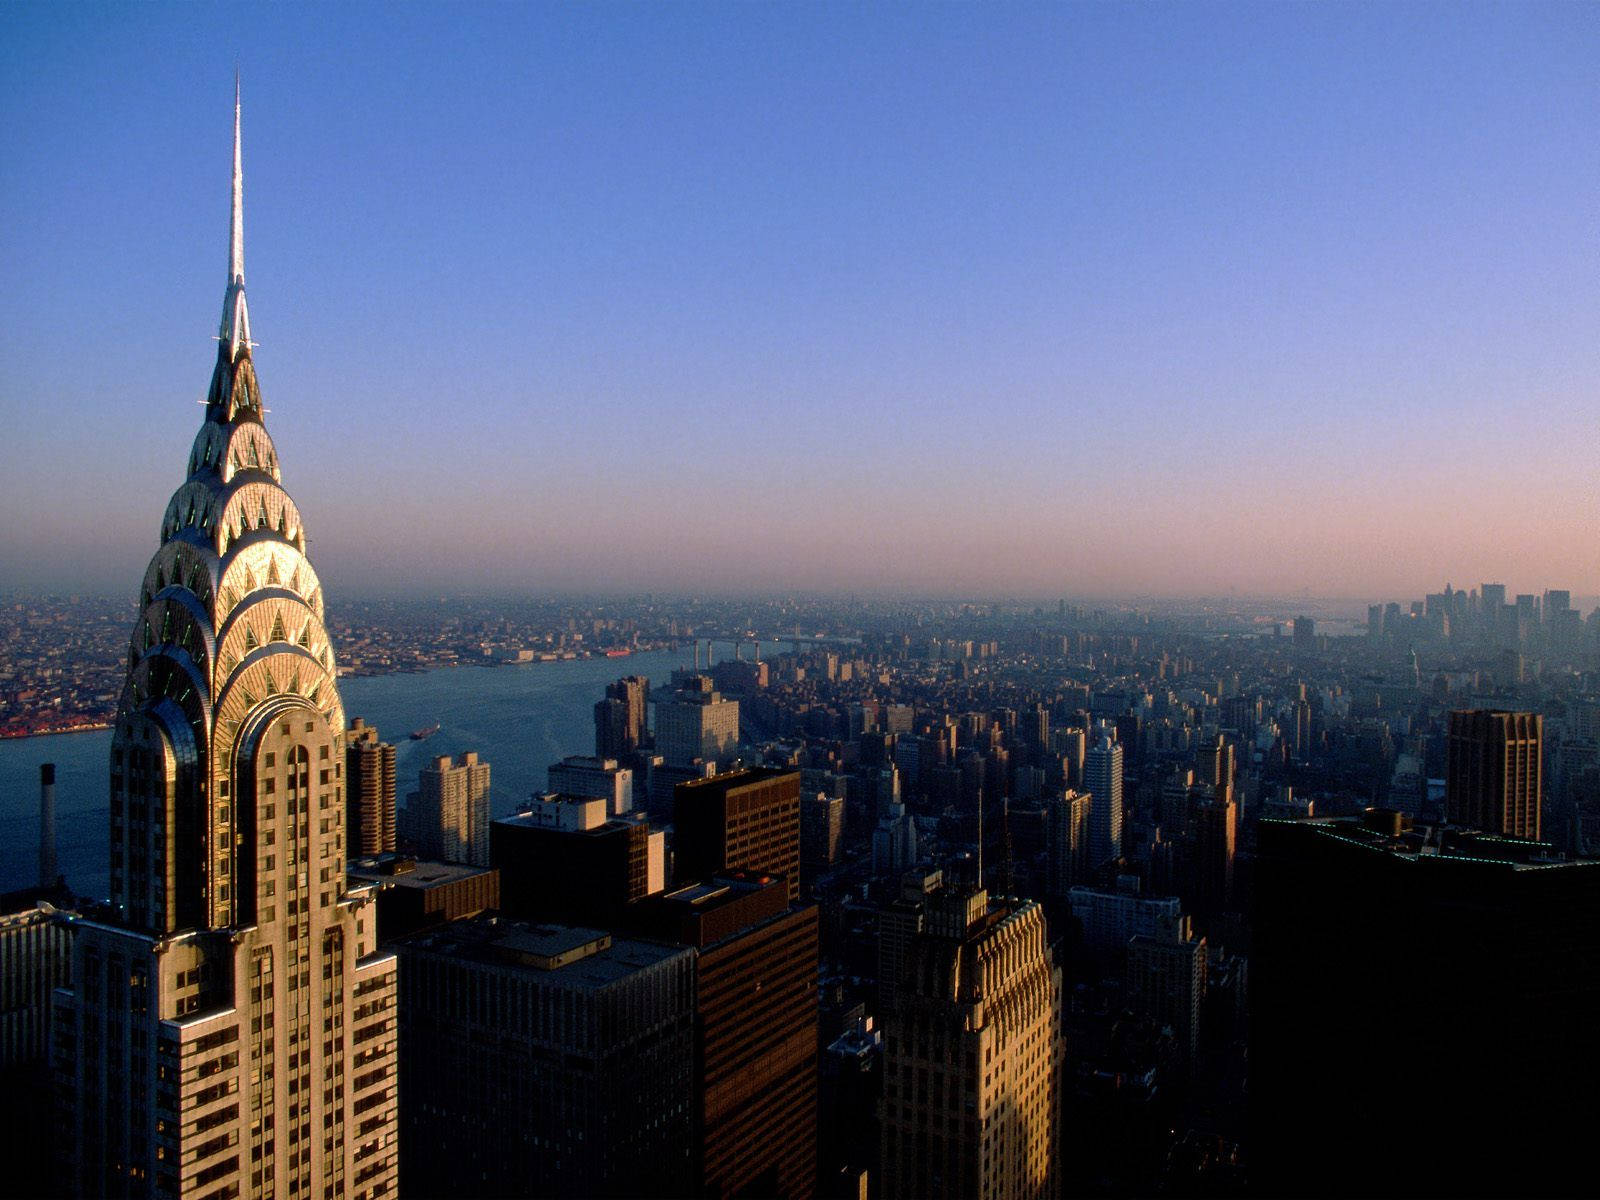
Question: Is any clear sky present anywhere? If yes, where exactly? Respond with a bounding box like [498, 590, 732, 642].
[2, 1, 1597, 603]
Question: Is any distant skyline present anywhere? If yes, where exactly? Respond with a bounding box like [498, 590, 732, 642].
[3, 2, 1597, 601]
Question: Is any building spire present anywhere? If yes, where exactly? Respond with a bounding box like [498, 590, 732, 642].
[220, 71, 252, 360]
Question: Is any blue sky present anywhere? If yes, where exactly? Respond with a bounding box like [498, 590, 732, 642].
[2, 2, 1597, 601]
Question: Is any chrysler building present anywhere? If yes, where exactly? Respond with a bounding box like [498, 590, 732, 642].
[54, 84, 399, 1200]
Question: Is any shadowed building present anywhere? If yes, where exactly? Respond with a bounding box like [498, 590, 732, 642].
[1447, 709, 1543, 839]
[53, 88, 397, 1200]
[396, 919, 695, 1198]
[346, 854, 499, 940]
[491, 794, 664, 926]
[628, 874, 819, 1200]
[1254, 812, 1600, 1196]
[346, 717, 397, 855]
[674, 767, 802, 903]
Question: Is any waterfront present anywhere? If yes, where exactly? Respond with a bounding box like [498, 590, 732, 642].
[0, 640, 760, 899]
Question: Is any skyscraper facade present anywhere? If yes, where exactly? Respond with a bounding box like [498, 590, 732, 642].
[674, 767, 802, 903]
[880, 887, 1061, 1200]
[346, 717, 397, 856]
[408, 752, 491, 867]
[1084, 734, 1124, 867]
[594, 675, 649, 760]
[656, 676, 740, 767]
[54, 89, 398, 1200]
[1447, 709, 1543, 839]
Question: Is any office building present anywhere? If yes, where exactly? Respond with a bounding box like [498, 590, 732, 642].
[346, 854, 500, 940]
[800, 792, 844, 874]
[656, 676, 740, 767]
[1051, 727, 1086, 787]
[1084, 733, 1124, 867]
[1195, 734, 1234, 804]
[1045, 790, 1092, 897]
[396, 918, 696, 1198]
[877, 868, 942, 1011]
[1447, 709, 1543, 839]
[820, 1016, 883, 1195]
[54, 91, 397, 1199]
[871, 799, 920, 877]
[346, 717, 397, 856]
[1, 901, 75, 1199]
[1292, 616, 1315, 648]
[594, 675, 649, 760]
[547, 754, 634, 816]
[1068, 886, 1187, 956]
[880, 886, 1061, 1200]
[674, 767, 802, 903]
[1254, 812, 1600, 1195]
[629, 875, 819, 1200]
[491, 794, 664, 925]
[408, 751, 492, 867]
[1190, 795, 1236, 923]
[1126, 934, 1206, 1077]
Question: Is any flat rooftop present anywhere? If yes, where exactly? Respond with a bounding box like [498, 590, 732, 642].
[400, 915, 688, 987]
[347, 855, 495, 889]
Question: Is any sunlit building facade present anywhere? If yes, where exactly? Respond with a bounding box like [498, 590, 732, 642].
[53, 88, 398, 1200]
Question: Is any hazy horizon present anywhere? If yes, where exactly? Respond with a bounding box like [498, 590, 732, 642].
[4, 3, 1597, 601]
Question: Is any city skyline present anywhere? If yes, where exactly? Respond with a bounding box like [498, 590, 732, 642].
[4, 2, 1598, 599]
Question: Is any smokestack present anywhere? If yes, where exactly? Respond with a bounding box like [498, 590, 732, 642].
[39, 763, 57, 888]
[754, 639, 761, 662]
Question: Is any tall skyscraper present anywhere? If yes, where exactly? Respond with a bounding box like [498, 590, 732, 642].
[1084, 733, 1124, 867]
[1044, 789, 1091, 897]
[1447, 709, 1543, 839]
[1195, 734, 1234, 804]
[395, 919, 696, 1199]
[407, 752, 492, 867]
[1126, 934, 1206, 1078]
[1190, 794, 1237, 923]
[628, 874, 820, 1200]
[880, 886, 1062, 1200]
[346, 717, 397, 856]
[594, 675, 649, 759]
[674, 767, 802, 903]
[55, 88, 398, 1199]
[800, 792, 845, 874]
[1254, 812, 1600, 1195]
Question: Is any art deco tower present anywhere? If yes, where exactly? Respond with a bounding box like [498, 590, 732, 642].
[54, 86, 399, 1200]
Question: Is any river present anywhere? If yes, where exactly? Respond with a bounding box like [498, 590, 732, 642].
[0, 640, 763, 900]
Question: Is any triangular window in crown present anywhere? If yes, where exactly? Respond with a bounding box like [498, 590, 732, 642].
[244, 626, 258, 651]
[247, 440, 260, 468]
[263, 669, 277, 695]
[296, 623, 310, 649]
[266, 557, 281, 586]
[270, 614, 286, 644]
